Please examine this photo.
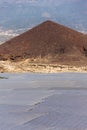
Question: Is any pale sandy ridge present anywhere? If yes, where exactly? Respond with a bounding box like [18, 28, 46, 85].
[0, 59, 87, 73]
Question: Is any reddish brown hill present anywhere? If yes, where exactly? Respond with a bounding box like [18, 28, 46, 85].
[0, 20, 87, 65]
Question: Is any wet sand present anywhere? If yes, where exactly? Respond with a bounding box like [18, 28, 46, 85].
[0, 73, 87, 129]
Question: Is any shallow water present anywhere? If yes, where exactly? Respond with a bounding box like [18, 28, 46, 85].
[0, 73, 87, 130]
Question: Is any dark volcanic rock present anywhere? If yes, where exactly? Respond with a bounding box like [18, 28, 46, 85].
[0, 20, 87, 64]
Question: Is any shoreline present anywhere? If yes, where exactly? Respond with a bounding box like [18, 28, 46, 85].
[0, 60, 87, 73]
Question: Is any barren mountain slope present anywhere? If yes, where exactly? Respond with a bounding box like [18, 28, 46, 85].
[0, 20, 87, 65]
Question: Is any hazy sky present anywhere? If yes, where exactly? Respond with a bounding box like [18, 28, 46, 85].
[0, 0, 87, 43]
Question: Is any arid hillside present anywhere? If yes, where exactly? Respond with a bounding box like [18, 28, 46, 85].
[0, 20, 87, 65]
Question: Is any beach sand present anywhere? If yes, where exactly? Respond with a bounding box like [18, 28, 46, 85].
[0, 60, 87, 73]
